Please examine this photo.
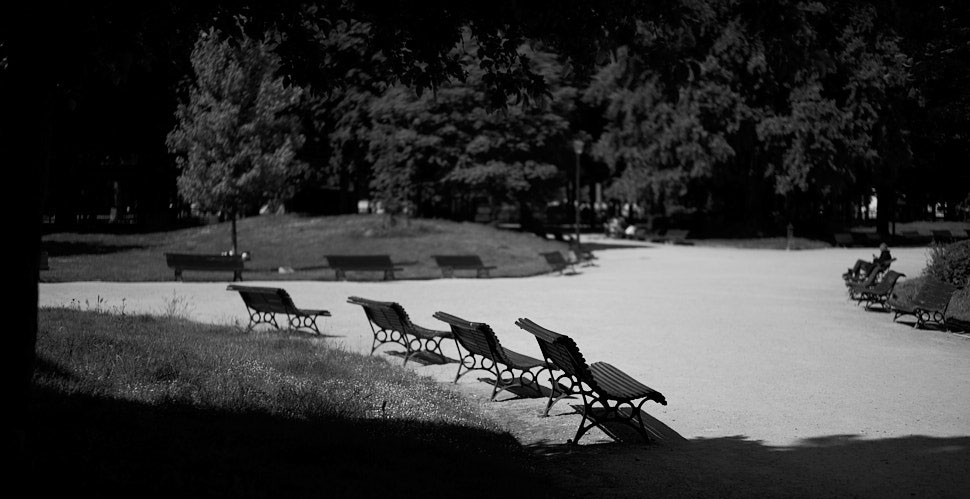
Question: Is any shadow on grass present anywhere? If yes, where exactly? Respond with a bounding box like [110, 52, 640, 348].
[526, 432, 970, 498]
[44, 240, 147, 256]
[22, 386, 561, 498]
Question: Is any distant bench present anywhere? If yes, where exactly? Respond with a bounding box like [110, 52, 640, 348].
[165, 253, 244, 282]
[432, 254, 496, 278]
[540, 251, 575, 274]
[325, 254, 402, 281]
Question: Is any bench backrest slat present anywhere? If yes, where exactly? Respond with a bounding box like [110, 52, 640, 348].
[870, 270, 905, 294]
[515, 318, 592, 384]
[347, 296, 411, 332]
[433, 312, 504, 364]
[228, 285, 296, 314]
[914, 279, 958, 311]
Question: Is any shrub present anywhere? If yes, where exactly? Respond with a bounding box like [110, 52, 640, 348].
[923, 240, 970, 287]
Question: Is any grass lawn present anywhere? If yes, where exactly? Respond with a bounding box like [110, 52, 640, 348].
[41, 214, 573, 282]
[29, 308, 560, 497]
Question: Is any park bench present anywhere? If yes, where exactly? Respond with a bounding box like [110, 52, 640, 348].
[165, 253, 244, 282]
[347, 296, 452, 365]
[432, 254, 496, 278]
[932, 230, 954, 244]
[227, 284, 331, 335]
[651, 229, 692, 245]
[889, 278, 960, 330]
[911, 278, 961, 330]
[540, 251, 575, 275]
[515, 317, 668, 444]
[325, 254, 402, 281]
[849, 270, 905, 310]
[39, 250, 49, 271]
[833, 233, 855, 247]
[433, 311, 561, 409]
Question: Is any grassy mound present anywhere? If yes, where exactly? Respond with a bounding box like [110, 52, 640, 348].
[41, 214, 571, 282]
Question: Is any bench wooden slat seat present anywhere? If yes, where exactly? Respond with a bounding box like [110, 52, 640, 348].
[433, 311, 561, 409]
[227, 285, 331, 334]
[540, 251, 575, 275]
[849, 270, 905, 310]
[347, 296, 452, 365]
[325, 255, 402, 281]
[432, 255, 496, 278]
[515, 317, 667, 445]
[165, 253, 244, 282]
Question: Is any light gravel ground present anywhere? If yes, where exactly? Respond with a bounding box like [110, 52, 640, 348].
[39, 238, 970, 497]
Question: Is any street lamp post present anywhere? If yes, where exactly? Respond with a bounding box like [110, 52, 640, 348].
[572, 139, 584, 252]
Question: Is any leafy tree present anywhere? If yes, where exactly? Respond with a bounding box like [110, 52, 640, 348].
[166, 27, 307, 253]
[586, 0, 913, 235]
[360, 32, 573, 223]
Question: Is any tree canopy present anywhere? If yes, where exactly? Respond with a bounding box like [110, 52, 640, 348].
[166, 27, 306, 250]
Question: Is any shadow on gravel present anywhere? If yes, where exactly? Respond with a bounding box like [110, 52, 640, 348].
[527, 433, 970, 498]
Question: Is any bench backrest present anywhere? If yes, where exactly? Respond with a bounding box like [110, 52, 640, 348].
[432, 255, 485, 269]
[347, 296, 411, 332]
[227, 285, 296, 314]
[913, 278, 959, 311]
[870, 270, 905, 294]
[166, 253, 243, 270]
[834, 233, 854, 245]
[433, 311, 504, 363]
[541, 251, 567, 265]
[515, 318, 593, 386]
[326, 255, 395, 269]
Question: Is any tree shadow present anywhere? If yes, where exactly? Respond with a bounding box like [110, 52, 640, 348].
[20, 387, 561, 498]
[526, 432, 970, 498]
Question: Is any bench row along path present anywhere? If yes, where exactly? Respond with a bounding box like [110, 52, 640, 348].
[39, 241, 970, 449]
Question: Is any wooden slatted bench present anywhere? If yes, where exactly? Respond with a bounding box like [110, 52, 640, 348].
[911, 278, 960, 330]
[432, 254, 496, 278]
[516, 317, 667, 444]
[39, 250, 49, 271]
[433, 311, 560, 407]
[540, 251, 575, 275]
[165, 253, 244, 282]
[227, 285, 331, 334]
[325, 255, 402, 281]
[347, 296, 452, 365]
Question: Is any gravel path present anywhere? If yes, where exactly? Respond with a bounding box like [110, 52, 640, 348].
[39, 239, 970, 497]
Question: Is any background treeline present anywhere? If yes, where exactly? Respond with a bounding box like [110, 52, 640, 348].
[18, 0, 970, 238]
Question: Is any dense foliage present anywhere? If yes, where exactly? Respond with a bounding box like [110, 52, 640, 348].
[924, 240, 970, 287]
[166, 28, 306, 250]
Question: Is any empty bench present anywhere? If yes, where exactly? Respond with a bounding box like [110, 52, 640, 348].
[540, 251, 575, 275]
[325, 255, 402, 281]
[432, 254, 496, 278]
[227, 285, 331, 334]
[165, 253, 244, 282]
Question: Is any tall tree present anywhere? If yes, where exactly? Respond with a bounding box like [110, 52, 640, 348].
[167, 27, 307, 253]
[360, 32, 573, 223]
[586, 0, 913, 235]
